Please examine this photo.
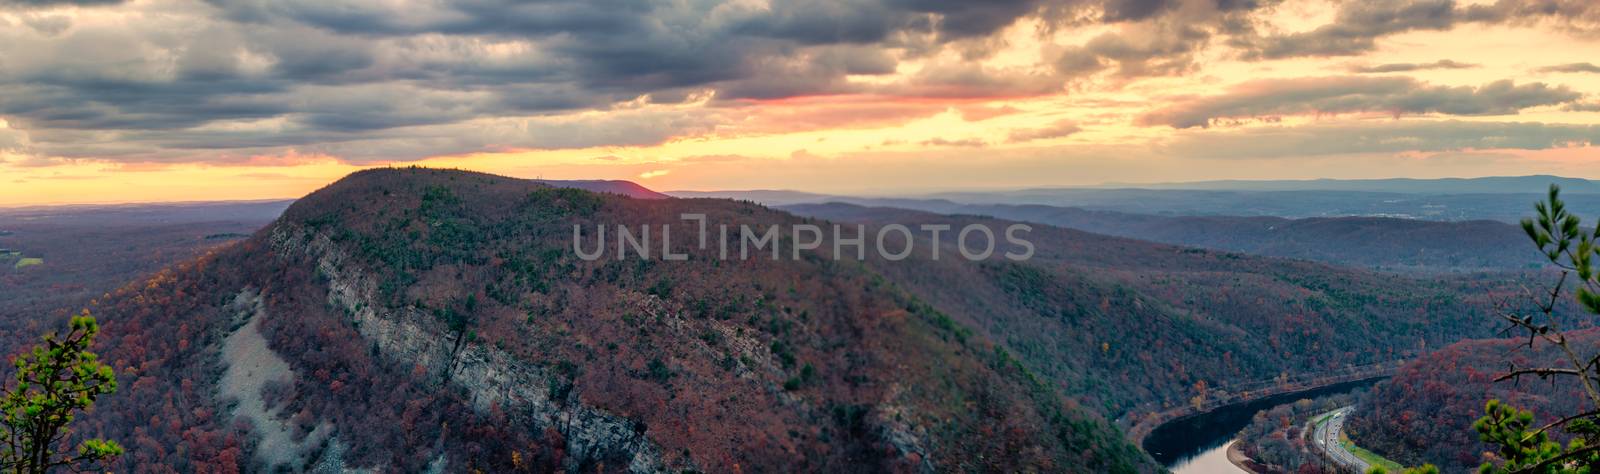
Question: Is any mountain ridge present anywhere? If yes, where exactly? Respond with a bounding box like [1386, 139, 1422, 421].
[73, 168, 1155, 472]
[1086, 175, 1600, 194]
[669, 176, 1600, 200]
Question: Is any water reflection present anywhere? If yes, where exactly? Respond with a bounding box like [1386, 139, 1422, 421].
[1170, 440, 1246, 474]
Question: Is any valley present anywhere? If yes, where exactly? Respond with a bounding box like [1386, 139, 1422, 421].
[0, 201, 289, 351]
[782, 202, 1546, 273]
[0, 170, 1579, 472]
[676, 181, 1600, 224]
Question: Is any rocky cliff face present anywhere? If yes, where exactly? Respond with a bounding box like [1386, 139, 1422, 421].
[270, 223, 668, 473]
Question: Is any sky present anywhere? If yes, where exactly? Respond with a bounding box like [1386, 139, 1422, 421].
[1, 0, 1599, 205]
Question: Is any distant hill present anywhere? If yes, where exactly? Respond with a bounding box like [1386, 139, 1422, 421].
[1095, 175, 1600, 194]
[678, 177, 1600, 222]
[783, 202, 1545, 272]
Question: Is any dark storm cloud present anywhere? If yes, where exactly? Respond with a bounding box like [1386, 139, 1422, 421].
[1139, 76, 1582, 128]
[1349, 59, 1477, 73]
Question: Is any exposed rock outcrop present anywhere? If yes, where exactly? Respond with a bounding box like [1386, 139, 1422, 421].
[269, 224, 667, 473]
[218, 289, 338, 470]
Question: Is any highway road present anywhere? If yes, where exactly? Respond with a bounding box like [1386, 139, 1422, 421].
[1310, 407, 1369, 473]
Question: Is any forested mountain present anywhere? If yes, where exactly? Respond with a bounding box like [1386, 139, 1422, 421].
[63, 168, 1153, 472]
[12, 168, 1544, 472]
[781, 203, 1516, 423]
[783, 202, 1545, 272]
[1347, 330, 1599, 472]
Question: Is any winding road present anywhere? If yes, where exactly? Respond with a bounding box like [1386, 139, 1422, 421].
[1310, 407, 1369, 473]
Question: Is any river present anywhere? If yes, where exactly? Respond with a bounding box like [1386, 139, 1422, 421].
[1169, 440, 1245, 474]
[1143, 378, 1383, 473]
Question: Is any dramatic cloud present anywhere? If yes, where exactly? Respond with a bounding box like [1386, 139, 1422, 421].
[1564, 102, 1600, 112]
[1008, 120, 1083, 142]
[0, 0, 1597, 180]
[1463, 0, 1600, 35]
[1055, 25, 1204, 79]
[1349, 59, 1477, 73]
[1051, 0, 1272, 82]
[1539, 62, 1600, 74]
[1, 0, 1148, 163]
[1237, 0, 1600, 59]
[1138, 77, 1582, 128]
[1237, 0, 1457, 59]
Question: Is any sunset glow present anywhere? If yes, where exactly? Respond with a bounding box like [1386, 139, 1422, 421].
[3, 0, 1600, 205]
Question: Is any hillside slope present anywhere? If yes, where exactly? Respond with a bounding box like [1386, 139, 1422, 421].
[1347, 331, 1599, 472]
[68, 168, 1153, 472]
[783, 203, 1510, 422]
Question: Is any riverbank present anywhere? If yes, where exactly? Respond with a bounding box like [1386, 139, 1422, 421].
[1170, 440, 1251, 474]
[1129, 364, 1402, 445]
[1226, 439, 1258, 473]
